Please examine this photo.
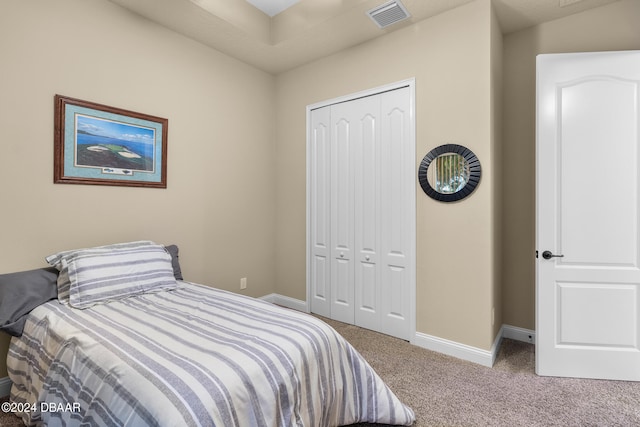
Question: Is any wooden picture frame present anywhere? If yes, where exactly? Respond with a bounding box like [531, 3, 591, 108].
[54, 95, 168, 188]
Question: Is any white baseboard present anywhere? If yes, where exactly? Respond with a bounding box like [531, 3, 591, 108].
[491, 325, 505, 366]
[260, 293, 536, 367]
[0, 376, 11, 397]
[503, 324, 536, 344]
[260, 293, 309, 313]
[411, 324, 534, 368]
[412, 332, 496, 367]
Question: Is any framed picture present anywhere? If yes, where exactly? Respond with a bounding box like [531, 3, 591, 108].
[54, 95, 168, 188]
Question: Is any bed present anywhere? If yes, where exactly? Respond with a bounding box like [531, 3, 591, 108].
[2, 241, 415, 426]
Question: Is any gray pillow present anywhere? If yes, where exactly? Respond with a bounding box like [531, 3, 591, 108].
[165, 244, 184, 280]
[0, 267, 59, 337]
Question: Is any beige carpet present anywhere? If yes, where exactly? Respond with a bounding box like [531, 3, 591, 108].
[322, 316, 640, 427]
[2, 318, 640, 426]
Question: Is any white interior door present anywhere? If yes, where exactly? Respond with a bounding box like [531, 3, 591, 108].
[536, 50, 640, 380]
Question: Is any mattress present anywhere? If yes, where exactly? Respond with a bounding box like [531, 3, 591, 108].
[7, 281, 415, 426]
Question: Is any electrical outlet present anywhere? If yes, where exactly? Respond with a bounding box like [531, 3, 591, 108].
[240, 277, 247, 290]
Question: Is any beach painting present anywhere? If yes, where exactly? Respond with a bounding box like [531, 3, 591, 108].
[54, 95, 168, 188]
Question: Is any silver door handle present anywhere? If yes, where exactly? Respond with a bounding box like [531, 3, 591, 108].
[542, 250, 564, 260]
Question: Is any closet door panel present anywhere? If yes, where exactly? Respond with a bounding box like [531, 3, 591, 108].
[388, 265, 407, 317]
[332, 118, 352, 259]
[330, 107, 355, 324]
[379, 87, 413, 340]
[359, 262, 377, 313]
[332, 257, 352, 312]
[309, 106, 331, 317]
[354, 97, 382, 331]
[358, 113, 377, 257]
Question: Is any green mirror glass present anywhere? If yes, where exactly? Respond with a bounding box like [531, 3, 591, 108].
[426, 153, 470, 194]
[418, 144, 481, 202]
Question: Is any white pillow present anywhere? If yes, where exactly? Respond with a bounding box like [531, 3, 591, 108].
[46, 241, 156, 304]
[66, 243, 177, 309]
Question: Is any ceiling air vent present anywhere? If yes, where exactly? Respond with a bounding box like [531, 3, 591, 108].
[367, 0, 411, 29]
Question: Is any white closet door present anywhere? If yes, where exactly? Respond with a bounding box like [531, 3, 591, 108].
[330, 100, 358, 324]
[353, 95, 382, 332]
[379, 87, 413, 340]
[307, 81, 415, 341]
[309, 106, 331, 317]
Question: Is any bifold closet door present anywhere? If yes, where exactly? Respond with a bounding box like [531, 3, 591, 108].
[351, 94, 381, 332]
[377, 87, 412, 340]
[349, 88, 413, 339]
[309, 105, 331, 318]
[329, 96, 380, 324]
[309, 86, 413, 340]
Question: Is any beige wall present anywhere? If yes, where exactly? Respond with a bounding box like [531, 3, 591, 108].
[501, 0, 640, 330]
[275, 0, 500, 350]
[491, 4, 504, 341]
[0, 0, 276, 376]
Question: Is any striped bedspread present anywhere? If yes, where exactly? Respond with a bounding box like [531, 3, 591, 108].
[7, 282, 415, 426]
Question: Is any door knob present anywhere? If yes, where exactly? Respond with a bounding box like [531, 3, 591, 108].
[365, 255, 370, 261]
[542, 250, 564, 260]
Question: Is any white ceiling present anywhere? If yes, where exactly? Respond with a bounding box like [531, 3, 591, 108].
[245, 0, 301, 17]
[108, 0, 620, 74]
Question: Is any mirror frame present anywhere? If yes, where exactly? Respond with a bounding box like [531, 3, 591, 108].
[418, 144, 481, 202]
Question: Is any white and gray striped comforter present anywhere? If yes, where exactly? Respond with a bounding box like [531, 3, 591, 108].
[8, 282, 415, 426]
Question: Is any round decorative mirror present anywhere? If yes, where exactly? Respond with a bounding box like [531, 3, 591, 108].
[418, 144, 481, 202]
